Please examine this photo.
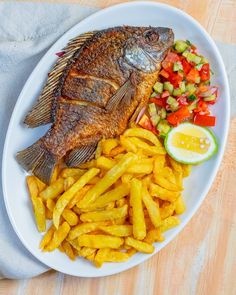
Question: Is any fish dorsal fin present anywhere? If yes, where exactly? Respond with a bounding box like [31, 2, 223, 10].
[105, 78, 134, 111]
[24, 31, 96, 128]
[65, 143, 97, 167]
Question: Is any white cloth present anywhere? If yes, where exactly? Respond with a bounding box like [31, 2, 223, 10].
[0, 2, 235, 280]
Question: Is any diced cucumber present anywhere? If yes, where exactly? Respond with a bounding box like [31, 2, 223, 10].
[203, 94, 216, 102]
[179, 81, 186, 93]
[186, 83, 196, 94]
[173, 61, 183, 72]
[163, 82, 174, 94]
[182, 50, 190, 58]
[188, 103, 197, 111]
[148, 103, 160, 126]
[167, 96, 179, 111]
[195, 77, 201, 84]
[195, 63, 204, 70]
[184, 52, 201, 64]
[150, 91, 157, 98]
[174, 40, 189, 53]
[173, 88, 182, 97]
[159, 108, 167, 119]
[153, 82, 163, 94]
[201, 57, 209, 64]
[157, 120, 171, 136]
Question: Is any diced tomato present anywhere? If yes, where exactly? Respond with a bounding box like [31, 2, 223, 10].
[167, 106, 191, 126]
[164, 52, 180, 63]
[194, 114, 216, 126]
[168, 72, 183, 88]
[161, 90, 170, 98]
[193, 100, 210, 114]
[186, 68, 200, 83]
[177, 96, 188, 106]
[138, 114, 154, 130]
[161, 60, 173, 70]
[159, 69, 169, 78]
[181, 58, 192, 75]
[150, 97, 166, 107]
[199, 63, 210, 81]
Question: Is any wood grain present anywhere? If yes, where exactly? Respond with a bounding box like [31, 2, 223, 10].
[1, 1, 235, 295]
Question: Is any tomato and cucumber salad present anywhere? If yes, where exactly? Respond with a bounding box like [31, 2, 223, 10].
[138, 40, 219, 164]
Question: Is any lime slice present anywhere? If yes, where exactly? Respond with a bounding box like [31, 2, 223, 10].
[164, 123, 218, 164]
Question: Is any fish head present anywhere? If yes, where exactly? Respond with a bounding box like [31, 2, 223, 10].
[124, 27, 174, 73]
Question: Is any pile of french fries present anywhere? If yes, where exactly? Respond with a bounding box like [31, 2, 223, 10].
[26, 127, 191, 267]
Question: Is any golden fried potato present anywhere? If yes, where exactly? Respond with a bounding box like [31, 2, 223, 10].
[68, 184, 93, 209]
[53, 168, 100, 228]
[160, 216, 180, 232]
[62, 209, 79, 226]
[30, 195, 46, 232]
[77, 153, 137, 208]
[120, 135, 137, 153]
[68, 222, 108, 240]
[40, 225, 55, 250]
[96, 156, 116, 170]
[125, 237, 154, 254]
[160, 203, 176, 219]
[99, 225, 133, 237]
[129, 137, 166, 156]
[78, 234, 124, 249]
[64, 177, 76, 191]
[174, 196, 186, 215]
[144, 228, 165, 244]
[124, 128, 162, 147]
[149, 183, 180, 202]
[45, 222, 70, 251]
[80, 205, 128, 222]
[95, 248, 129, 267]
[62, 240, 76, 260]
[142, 186, 161, 228]
[102, 138, 119, 155]
[26, 176, 39, 199]
[182, 164, 192, 177]
[40, 178, 64, 200]
[60, 168, 85, 179]
[130, 179, 146, 240]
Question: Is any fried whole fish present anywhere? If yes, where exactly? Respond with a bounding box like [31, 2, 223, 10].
[17, 26, 174, 183]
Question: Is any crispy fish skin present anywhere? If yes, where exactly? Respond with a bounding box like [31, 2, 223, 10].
[17, 26, 174, 183]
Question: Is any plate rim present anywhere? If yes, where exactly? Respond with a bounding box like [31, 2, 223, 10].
[2, 1, 230, 277]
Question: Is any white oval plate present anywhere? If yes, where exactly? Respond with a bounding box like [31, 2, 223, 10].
[2, 1, 230, 277]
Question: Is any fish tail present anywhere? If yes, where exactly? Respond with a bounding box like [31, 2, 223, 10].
[16, 141, 56, 184]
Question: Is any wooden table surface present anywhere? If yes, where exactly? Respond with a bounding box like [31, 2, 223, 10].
[1, 1, 236, 295]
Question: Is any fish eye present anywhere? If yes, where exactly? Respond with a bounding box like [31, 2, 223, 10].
[144, 30, 159, 43]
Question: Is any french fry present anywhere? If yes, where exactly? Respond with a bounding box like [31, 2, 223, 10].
[77, 153, 137, 208]
[109, 145, 126, 157]
[40, 225, 55, 250]
[45, 221, 70, 251]
[160, 203, 176, 219]
[144, 228, 165, 244]
[127, 161, 153, 174]
[129, 137, 166, 156]
[80, 205, 128, 222]
[102, 138, 119, 155]
[67, 239, 81, 252]
[130, 179, 146, 240]
[87, 184, 129, 210]
[62, 209, 79, 226]
[68, 222, 108, 240]
[35, 177, 46, 192]
[154, 175, 182, 192]
[79, 159, 97, 169]
[64, 177, 76, 191]
[153, 155, 166, 174]
[62, 240, 76, 260]
[26, 176, 39, 198]
[60, 168, 85, 179]
[149, 183, 180, 202]
[78, 247, 97, 257]
[50, 164, 60, 184]
[95, 248, 129, 266]
[168, 156, 183, 174]
[116, 197, 127, 208]
[142, 186, 161, 227]
[99, 225, 133, 237]
[112, 217, 126, 225]
[123, 128, 162, 147]
[125, 237, 154, 254]
[45, 208, 53, 220]
[141, 175, 152, 188]
[68, 184, 93, 209]
[31, 195, 46, 232]
[53, 168, 100, 228]
[121, 174, 133, 184]
[40, 178, 64, 200]
[160, 216, 180, 232]
[46, 199, 55, 212]
[156, 167, 176, 184]
[88, 176, 101, 185]
[78, 234, 124, 249]
[174, 196, 186, 215]
[95, 140, 103, 159]
[120, 135, 137, 152]
[105, 201, 115, 210]
[182, 164, 191, 177]
[96, 156, 116, 170]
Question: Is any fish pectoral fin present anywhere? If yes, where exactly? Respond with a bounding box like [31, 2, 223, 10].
[65, 143, 97, 167]
[16, 141, 56, 184]
[24, 31, 96, 128]
[105, 78, 134, 111]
